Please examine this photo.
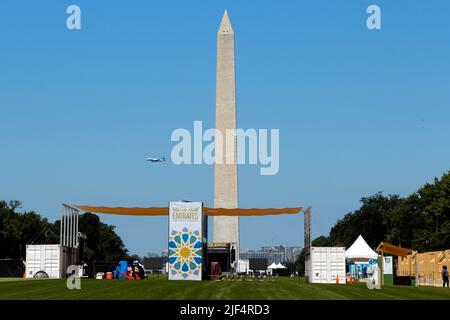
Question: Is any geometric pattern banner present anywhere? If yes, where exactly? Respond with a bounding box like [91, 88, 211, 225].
[168, 202, 203, 281]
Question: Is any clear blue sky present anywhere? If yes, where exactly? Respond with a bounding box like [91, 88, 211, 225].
[1, 1, 449, 256]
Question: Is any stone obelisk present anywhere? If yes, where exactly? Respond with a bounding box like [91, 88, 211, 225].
[213, 10, 239, 262]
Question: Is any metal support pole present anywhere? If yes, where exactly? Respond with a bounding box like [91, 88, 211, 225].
[72, 208, 74, 248]
[68, 207, 71, 247]
[75, 209, 79, 248]
[62, 207, 66, 246]
[66, 206, 69, 247]
[60, 206, 63, 246]
[73, 208, 76, 248]
[65, 207, 68, 247]
[304, 207, 311, 283]
[69, 208, 72, 247]
[70, 207, 74, 248]
[415, 252, 419, 286]
[65, 206, 69, 247]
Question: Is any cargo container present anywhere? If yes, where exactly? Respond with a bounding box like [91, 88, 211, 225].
[237, 259, 249, 274]
[25, 244, 78, 279]
[306, 247, 346, 284]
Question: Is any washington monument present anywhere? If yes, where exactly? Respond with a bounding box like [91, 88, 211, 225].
[213, 10, 239, 261]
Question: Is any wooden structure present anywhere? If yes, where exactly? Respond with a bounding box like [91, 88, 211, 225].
[397, 250, 450, 287]
[376, 242, 413, 285]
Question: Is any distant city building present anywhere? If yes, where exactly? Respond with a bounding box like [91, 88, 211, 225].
[286, 246, 302, 262]
[240, 245, 302, 264]
[145, 251, 168, 258]
[240, 250, 283, 265]
[261, 246, 287, 262]
[146, 252, 159, 258]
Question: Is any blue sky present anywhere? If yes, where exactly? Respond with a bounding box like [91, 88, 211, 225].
[1, 1, 449, 256]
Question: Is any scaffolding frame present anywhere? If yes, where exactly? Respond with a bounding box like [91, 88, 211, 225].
[61, 204, 79, 248]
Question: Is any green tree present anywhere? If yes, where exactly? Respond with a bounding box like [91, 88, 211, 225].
[0, 201, 57, 259]
[0, 202, 129, 263]
[75, 212, 128, 263]
[384, 172, 450, 251]
[96, 223, 128, 263]
[329, 193, 401, 248]
[77, 212, 101, 261]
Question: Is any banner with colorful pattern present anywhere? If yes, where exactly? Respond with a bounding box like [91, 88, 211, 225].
[168, 202, 203, 280]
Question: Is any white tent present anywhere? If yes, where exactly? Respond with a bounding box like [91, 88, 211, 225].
[345, 235, 378, 260]
[276, 262, 287, 269]
[267, 262, 278, 269]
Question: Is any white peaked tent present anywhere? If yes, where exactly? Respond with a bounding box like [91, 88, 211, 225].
[267, 262, 277, 276]
[267, 262, 278, 269]
[345, 235, 378, 260]
[267, 262, 287, 275]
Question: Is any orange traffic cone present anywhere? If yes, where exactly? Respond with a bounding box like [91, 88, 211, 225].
[336, 275, 339, 284]
[349, 275, 353, 285]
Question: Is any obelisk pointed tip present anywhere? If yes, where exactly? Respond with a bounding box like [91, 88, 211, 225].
[218, 9, 233, 34]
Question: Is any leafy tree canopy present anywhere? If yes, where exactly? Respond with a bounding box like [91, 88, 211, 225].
[0, 202, 128, 262]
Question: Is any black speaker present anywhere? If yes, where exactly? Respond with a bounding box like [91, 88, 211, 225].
[231, 247, 236, 262]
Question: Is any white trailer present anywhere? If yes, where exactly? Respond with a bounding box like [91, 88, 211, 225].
[306, 247, 346, 284]
[237, 259, 249, 274]
[25, 244, 78, 279]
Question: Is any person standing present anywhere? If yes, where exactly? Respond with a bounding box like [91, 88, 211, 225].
[442, 265, 449, 288]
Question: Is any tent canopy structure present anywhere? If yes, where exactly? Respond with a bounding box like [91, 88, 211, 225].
[376, 242, 414, 257]
[345, 235, 378, 260]
[73, 205, 303, 217]
[267, 262, 287, 270]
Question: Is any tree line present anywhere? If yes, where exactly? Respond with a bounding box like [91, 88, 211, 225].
[0, 201, 128, 263]
[328, 170, 450, 251]
[292, 171, 450, 275]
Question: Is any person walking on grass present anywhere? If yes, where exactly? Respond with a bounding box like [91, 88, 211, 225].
[442, 265, 449, 288]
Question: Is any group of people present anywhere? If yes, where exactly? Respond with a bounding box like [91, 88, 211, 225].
[128, 260, 145, 280]
[114, 260, 145, 280]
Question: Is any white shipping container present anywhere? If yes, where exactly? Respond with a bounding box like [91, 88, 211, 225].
[25, 244, 78, 279]
[307, 247, 346, 284]
[237, 259, 249, 274]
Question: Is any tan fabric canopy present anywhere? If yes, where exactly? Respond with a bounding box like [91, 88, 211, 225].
[204, 207, 302, 216]
[74, 205, 302, 217]
[74, 205, 168, 216]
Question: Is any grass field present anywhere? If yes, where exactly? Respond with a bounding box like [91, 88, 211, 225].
[1, 277, 449, 300]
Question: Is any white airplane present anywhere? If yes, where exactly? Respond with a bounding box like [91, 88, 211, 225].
[145, 156, 165, 163]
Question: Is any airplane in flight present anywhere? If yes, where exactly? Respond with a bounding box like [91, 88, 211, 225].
[145, 156, 165, 163]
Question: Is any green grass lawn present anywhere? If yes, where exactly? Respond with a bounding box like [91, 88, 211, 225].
[0, 277, 449, 300]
